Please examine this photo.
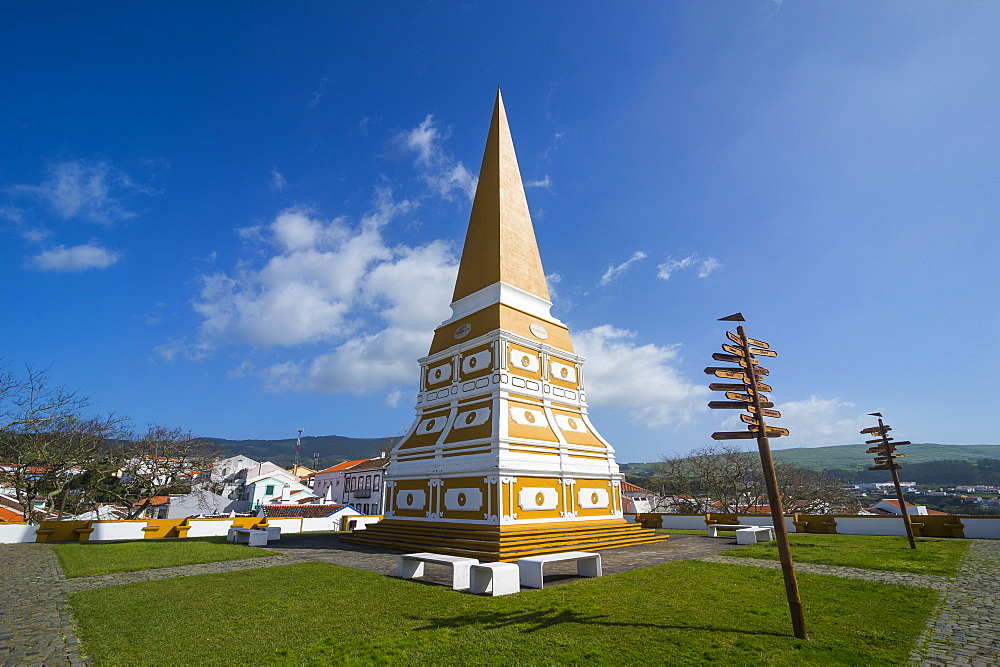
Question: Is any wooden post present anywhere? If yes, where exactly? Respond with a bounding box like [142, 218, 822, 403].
[874, 416, 917, 550]
[736, 325, 808, 640]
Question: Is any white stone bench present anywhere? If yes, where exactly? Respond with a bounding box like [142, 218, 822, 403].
[398, 553, 480, 591]
[707, 524, 762, 538]
[470, 562, 521, 596]
[228, 527, 268, 546]
[517, 551, 602, 589]
[736, 527, 775, 544]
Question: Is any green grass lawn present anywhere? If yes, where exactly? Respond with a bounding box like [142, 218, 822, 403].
[70, 560, 936, 665]
[727, 533, 969, 576]
[50, 537, 275, 578]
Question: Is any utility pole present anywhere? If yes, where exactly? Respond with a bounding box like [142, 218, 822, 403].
[863, 413, 916, 549]
[294, 428, 303, 470]
[706, 312, 807, 640]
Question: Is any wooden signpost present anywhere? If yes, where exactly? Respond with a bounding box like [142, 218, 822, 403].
[706, 313, 808, 640]
[863, 413, 916, 549]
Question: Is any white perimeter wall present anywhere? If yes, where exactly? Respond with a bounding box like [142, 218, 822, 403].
[89, 521, 147, 541]
[0, 524, 37, 543]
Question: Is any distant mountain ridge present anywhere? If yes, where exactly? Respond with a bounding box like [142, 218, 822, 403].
[205, 434, 394, 469]
[620, 442, 1000, 480]
[769, 443, 1000, 471]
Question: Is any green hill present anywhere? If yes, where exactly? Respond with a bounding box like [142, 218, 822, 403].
[206, 434, 396, 469]
[771, 443, 1000, 471]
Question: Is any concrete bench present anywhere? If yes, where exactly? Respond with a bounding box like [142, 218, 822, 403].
[398, 553, 480, 591]
[707, 524, 761, 538]
[736, 527, 775, 545]
[517, 551, 602, 589]
[470, 562, 521, 596]
[228, 527, 268, 546]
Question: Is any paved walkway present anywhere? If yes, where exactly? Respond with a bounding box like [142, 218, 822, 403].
[2, 535, 998, 665]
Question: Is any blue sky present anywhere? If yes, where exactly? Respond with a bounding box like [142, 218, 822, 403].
[2, 1, 997, 463]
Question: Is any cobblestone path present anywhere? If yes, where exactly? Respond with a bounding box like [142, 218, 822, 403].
[909, 540, 1000, 667]
[3, 536, 998, 665]
[701, 540, 1000, 666]
[0, 544, 86, 666]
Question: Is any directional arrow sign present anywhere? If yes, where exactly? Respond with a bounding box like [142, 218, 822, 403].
[750, 347, 777, 357]
[726, 391, 758, 402]
[748, 406, 780, 417]
[722, 343, 746, 356]
[704, 367, 747, 380]
[713, 431, 758, 440]
[891, 441, 911, 446]
[737, 358, 762, 368]
[713, 430, 786, 440]
[741, 413, 761, 425]
[713, 352, 744, 364]
[755, 382, 773, 393]
[861, 426, 891, 435]
[710, 383, 750, 392]
[727, 330, 769, 348]
[866, 447, 896, 454]
[750, 366, 770, 376]
[866, 438, 892, 445]
[709, 401, 753, 409]
[753, 426, 790, 436]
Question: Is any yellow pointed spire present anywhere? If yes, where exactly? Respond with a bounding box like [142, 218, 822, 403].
[452, 90, 550, 303]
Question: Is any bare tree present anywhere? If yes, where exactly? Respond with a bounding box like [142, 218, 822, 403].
[654, 442, 860, 515]
[89, 425, 222, 519]
[0, 364, 125, 522]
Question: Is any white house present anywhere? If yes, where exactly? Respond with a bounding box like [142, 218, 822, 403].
[342, 455, 390, 515]
[230, 464, 319, 512]
[312, 459, 371, 504]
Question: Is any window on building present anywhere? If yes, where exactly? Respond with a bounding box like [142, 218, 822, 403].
[265, 485, 275, 495]
[365, 475, 371, 489]
[373, 476, 380, 491]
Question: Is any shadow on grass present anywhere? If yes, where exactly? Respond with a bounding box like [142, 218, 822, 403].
[410, 607, 790, 638]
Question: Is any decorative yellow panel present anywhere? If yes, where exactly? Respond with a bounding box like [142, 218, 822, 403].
[550, 408, 606, 448]
[548, 357, 580, 390]
[398, 408, 451, 449]
[507, 343, 541, 379]
[510, 477, 564, 521]
[442, 399, 493, 444]
[440, 476, 492, 520]
[458, 344, 494, 381]
[507, 400, 559, 442]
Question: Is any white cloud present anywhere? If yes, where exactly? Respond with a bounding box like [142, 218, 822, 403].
[657, 253, 722, 280]
[270, 168, 287, 193]
[573, 325, 709, 428]
[525, 175, 552, 190]
[10, 159, 155, 225]
[29, 242, 120, 272]
[545, 272, 562, 300]
[184, 190, 458, 400]
[720, 395, 870, 448]
[394, 116, 478, 201]
[599, 251, 647, 286]
[20, 227, 52, 243]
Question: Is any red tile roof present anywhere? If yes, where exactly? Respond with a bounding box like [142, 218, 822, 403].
[621, 481, 653, 494]
[132, 496, 170, 507]
[0, 506, 23, 522]
[262, 504, 349, 518]
[315, 459, 371, 474]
